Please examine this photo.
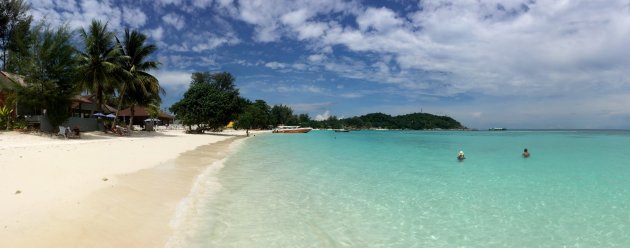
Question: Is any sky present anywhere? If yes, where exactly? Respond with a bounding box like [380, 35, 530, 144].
[28, 0, 630, 129]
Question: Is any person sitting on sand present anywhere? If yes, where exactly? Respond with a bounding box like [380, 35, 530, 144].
[457, 151, 466, 160]
[523, 148, 530, 158]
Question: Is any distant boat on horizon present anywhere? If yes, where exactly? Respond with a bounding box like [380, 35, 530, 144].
[273, 126, 312, 133]
[489, 127, 507, 131]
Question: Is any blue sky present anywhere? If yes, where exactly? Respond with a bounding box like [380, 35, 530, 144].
[29, 0, 630, 129]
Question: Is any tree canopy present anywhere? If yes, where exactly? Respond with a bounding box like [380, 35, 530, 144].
[236, 99, 271, 130]
[76, 20, 128, 112]
[170, 72, 243, 132]
[0, 0, 31, 70]
[15, 23, 77, 128]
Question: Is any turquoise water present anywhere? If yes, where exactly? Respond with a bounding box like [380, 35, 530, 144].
[182, 130, 630, 247]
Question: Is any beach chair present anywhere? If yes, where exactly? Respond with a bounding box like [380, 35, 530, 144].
[66, 126, 80, 139]
[57, 126, 67, 138]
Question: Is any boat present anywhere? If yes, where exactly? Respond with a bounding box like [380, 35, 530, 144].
[273, 125, 312, 133]
[489, 127, 507, 131]
[333, 129, 350, 132]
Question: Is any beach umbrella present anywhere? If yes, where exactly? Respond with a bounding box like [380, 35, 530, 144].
[105, 113, 116, 118]
[93, 112, 105, 117]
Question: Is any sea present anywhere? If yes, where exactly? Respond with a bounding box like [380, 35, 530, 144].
[169, 130, 630, 247]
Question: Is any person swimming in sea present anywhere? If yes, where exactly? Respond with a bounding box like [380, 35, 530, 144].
[457, 151, 465, 161]
[522, 148, 530, 158]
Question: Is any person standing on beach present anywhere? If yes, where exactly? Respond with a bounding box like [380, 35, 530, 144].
[523, 148, 530, 158]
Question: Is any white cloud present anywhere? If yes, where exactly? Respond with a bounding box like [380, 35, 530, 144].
[265, 61, 287, 69]
[314, 110, 331, 121]
[274, 84, 325, 94]
[54, 0, 78, 12]
[308, 54, 325, 62]
[339, 92, 363, 98]
[162, 13, 185, 30]
[154, 70, 193, 87]
[122, 7, 147, 28]
[289, 102, 334, 113]
[222, 0, 360, 42]
[192, 35, 240, 51]
[213, 0, 630, 100]
[192, 0, 214, 8]
[292, 63, 307, 70]
[30, 0, 150, 31]
[356, 7, 403, 32]
[149, 26, 164, 41]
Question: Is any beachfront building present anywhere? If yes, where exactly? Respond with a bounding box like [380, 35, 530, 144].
[0, 73, 114, 132]
[23, 94, 115, 132]
[117, 106, 174, 126]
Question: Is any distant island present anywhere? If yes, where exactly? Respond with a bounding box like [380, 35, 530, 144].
[309, 112, 466, 130]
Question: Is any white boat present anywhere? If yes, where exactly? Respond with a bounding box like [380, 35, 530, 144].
[272, 126, 312, 133]
[489, 127, 507, 131]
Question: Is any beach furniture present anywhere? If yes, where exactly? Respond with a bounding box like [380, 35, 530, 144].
[66, 126, 80, 139]
[57, 126, 67, 138]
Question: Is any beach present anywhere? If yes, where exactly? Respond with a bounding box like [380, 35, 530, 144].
[0, 130, 253, 247]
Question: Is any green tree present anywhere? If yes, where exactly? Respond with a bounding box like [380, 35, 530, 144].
[169, 72, 242, 133]
[76, 20, 127, 113]
[0, 0, 31, 70]
[235, 107, 254, 133]
[114, 28, 161, 128]
[15, 23, 77, 129]
[248, 100, 271, 129]
[235, 99, 271, 134]
[270, 104, 293, 126]
[297, 113, 311, 126]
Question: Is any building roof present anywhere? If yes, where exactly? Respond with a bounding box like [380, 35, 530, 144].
[117, 106, 174, 119]
[70, 95, 117, 113]
[0, 71, 26, 90]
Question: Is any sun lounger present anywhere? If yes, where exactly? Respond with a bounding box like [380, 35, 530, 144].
[57, 126, 67, 138]
[66, 126, 80, 139]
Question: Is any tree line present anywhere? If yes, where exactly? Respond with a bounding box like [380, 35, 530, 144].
[0, 0, 161, 130]
[169, 71, 308, 132]
[170, 71, 465, 132]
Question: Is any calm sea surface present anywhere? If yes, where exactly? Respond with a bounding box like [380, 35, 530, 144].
[174, 130, 630, 247]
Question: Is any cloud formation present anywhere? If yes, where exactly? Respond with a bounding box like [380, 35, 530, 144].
[28, 0, 630, 128]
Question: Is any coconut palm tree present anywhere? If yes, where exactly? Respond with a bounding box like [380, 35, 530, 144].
[113, 28, 162, 129]
[76, 20, 128, 113]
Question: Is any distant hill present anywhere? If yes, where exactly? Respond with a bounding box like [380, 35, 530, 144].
[311, 112, 466, 130]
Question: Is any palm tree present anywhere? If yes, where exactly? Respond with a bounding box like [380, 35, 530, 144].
[113, 28, 162, 129]
[76, 20, 128, 113]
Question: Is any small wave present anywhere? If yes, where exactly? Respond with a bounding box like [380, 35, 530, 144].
[165, 138, 247, 248]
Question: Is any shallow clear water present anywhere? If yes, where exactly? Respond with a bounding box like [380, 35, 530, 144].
[182, 130, 630, 247]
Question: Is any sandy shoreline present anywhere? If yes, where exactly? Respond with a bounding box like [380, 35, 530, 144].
[0, 130, 257, 247]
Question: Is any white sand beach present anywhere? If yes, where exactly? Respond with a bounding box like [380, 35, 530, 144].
[0, 130, 257, 247]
